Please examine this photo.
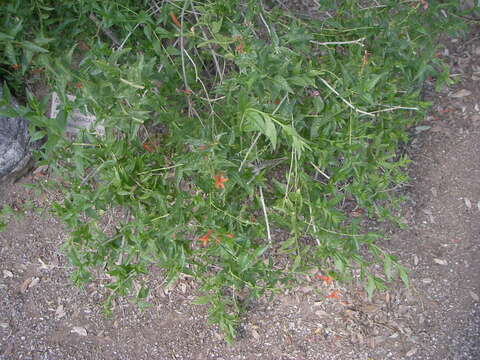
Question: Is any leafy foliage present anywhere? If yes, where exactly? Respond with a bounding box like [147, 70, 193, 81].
[0, 0, 469, 342]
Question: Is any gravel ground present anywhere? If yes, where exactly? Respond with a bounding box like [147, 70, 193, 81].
[1, 12, 480, 360]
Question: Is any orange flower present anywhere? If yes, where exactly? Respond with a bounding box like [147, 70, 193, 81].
[235, 41, 245, 53]
[315, 274, 334, 285]
[75, 82, 83, 89]
[226, 233, 234, 239]
[213, 174, 228, 189]
[198, 229, 213, 247]
[176, 88, 192, 95]
[170, 12, 182, 27]
[142, 143, 154, 152]
[326, 290, 341, 299]
[11, 64, 20, 71]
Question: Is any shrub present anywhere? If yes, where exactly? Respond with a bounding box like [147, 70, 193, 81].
[0, 0, 469, 341]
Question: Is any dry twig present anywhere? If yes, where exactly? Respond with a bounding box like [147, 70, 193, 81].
[89, 13, 120, 46]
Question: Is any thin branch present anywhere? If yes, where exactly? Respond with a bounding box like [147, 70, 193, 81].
[359, 4, 387, 10]
[238, 93, 288, 173]
[183, 47, 215, 116]
[310, 162, 330, 180]
[196, 95, 225, 102]
[369, 106, 419, 114]
[191, 5, 223, 83]
[258, 186, 272, 244]
[89, 13, 120, 46]
[258, 12, 272, 38]
[310, 37, 365, 46]
[179, 5, 189, 93]
[149, 0, 163, 18]
[308, 205, 321, 246]
[318, 77, 375, 117]
[119, 23, 141, 50]
[238, 132, 261, 172]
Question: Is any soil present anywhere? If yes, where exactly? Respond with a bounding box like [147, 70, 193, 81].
[1, 19, 480, 360]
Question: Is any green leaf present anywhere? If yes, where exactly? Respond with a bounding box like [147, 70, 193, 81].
[253, 245, 268, 259]
[384, 255, 393, 281]
[365, 73, 384, 91]
[289, 75, 314, 87]
[243, 109, 264, 131]
[397, 265, 409, 287]
[137, 287, 149, 299]
[243, 110, 277, 150]
[366, 275, 376, 300]
[273, 75, 293, 94]
[313, 97, 325, 113]
[0, 32, 14, 41]
[262, 114, 277, 150]
[333, 255, 345, 273]
[2, 83, 12, 104]
[19, 40, 49, 53]
[292, 255, 302, 272]
[282, 125, 310, 155]
[0, 106, 18, 118]
[278, 237, 296, 254]
[193, 295, 212, 305]
[210, 19, 223, 34]
[4, 42, 16, 64]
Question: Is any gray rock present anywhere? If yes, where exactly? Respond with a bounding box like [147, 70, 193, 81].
[0, 86, 33, 185]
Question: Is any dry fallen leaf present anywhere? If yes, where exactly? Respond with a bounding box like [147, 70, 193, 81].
[464, 198, 472, 209]
[71, 326, 88, 336]
[415, 125, 431, 134]
[356, 332, 364, 345]
[157, 287, 166, 298]
[179, 282, 187, 293]
[33, 165, 49, 175]
[29, 277, 40, 288]
[19, 277, 33, 293]
[361, 304, 381, 313]
[2, 270, 13, 278]
[469, 291, 479, 302]
[368, 336, 375, 349]
[0, 322, 8, 329]
[300, 286, 313, 294]
[37, 258, 53, 271]
[315, 310, 329, 318]
[55, 304, 66, 319]
[406, 347, 418, 357]
[451, 89, 472, 98]
[251, 328, 260, 340]
[433, 258, 447, 265]
[373, 335, 387, 346]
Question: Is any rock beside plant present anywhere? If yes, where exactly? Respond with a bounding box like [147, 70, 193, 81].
[0, 86, 33, 185]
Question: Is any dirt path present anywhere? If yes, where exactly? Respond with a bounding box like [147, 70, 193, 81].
[1, 27, 479, 360]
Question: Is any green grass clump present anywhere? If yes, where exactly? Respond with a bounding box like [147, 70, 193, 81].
[0, 0, 470, 341]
